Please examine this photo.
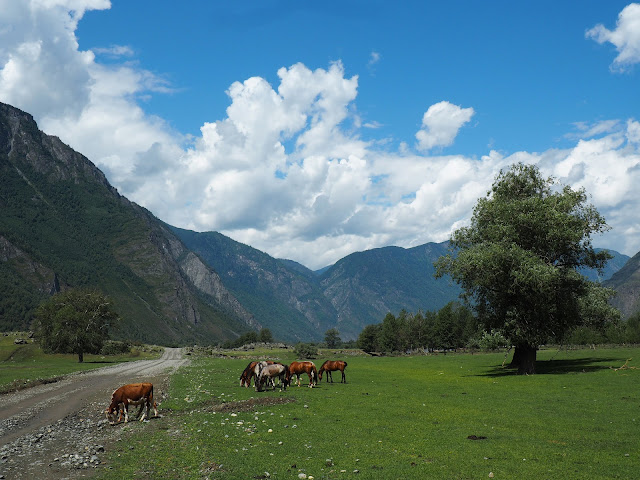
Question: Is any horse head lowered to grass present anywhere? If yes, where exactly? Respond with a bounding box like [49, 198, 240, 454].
[240, 360, 276, 388]
[255, 362, 289, 392]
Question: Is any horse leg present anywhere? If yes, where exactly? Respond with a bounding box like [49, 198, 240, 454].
[116, 403, 125, 423]
[139, 399, 148, 422]
[328, 370, 333, 383]
[341, 369, 346, 383]
[123, 402, 130, 423]
[135, 402, 144, 419]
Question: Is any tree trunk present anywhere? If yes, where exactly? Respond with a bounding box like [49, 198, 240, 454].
[78, 351, 84, 363]
[511, 344, 536, 374]
[509, 345, 522, 368]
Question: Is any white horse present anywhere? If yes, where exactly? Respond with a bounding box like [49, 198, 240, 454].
[255, 362, 289, 392]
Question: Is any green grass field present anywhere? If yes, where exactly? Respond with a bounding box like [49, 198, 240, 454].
[0, 333, 161, 393]
[98, 347, 640, 479]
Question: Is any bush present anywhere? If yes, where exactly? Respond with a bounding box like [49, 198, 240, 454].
[477, 330, 509, 351]
[294, 342, 318, 359]
[566, 326, 605, 345]
[100, 340, 131, 355]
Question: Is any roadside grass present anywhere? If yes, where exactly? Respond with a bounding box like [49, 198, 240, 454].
[100, 346, 640, 479]
[0, 332, 162, 393]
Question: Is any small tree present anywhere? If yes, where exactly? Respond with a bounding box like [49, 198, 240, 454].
[33, 288, 118, 362]
[258, 328, 274, 343]
[294, 342, 318, 359]
[357, 323, 381, 353]
[324, 328, 341, 348]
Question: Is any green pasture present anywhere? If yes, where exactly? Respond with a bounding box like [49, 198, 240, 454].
[0, 333, 161, 393]
[100, 347, 640, 479]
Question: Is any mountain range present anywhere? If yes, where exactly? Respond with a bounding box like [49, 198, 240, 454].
[0, 101, 636, 344]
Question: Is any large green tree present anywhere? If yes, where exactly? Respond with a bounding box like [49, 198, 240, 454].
[435, 163, 619, 374]
[33, 288, 119, 362]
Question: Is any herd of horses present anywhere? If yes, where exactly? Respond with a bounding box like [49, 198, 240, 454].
[104, 359, 348, 425]
[240, 359, 348, 392]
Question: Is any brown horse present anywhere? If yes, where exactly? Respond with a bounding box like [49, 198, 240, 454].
[318, 360, 348, 383]
[240, 360, 275, 388]
[286, 361, 317, 388]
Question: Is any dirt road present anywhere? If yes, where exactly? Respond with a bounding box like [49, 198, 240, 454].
[0, 348, 189, 479]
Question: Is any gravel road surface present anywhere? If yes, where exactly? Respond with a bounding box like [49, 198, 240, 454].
[0, 348, 188, 479]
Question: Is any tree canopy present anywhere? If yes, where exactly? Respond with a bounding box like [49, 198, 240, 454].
[435, 163, 619, 374]
[258, 328, 274, 343]
[324, 328, 341, 348]
[33, 288, 119, 362]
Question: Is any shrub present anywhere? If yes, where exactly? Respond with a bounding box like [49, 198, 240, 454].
[100, 340, 131, 355]
[566, 326, 605, 345]
[294, 342, 318, 359]
[477, 330, 509, 351]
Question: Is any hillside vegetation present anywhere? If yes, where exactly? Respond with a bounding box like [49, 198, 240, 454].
[0, 102, 254, 345]
[604, 251, 640, 318]
[172, 227, 465, 341]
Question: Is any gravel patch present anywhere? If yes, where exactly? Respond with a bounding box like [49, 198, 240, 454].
[0, 348, 187, 479]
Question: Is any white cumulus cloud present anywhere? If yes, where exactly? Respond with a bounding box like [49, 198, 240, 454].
[415, 101, 475, 152]
[587, 3, 640, 71]
[1, 1, 640, 269]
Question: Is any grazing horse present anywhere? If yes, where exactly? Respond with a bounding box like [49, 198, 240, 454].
[256, 363, 289, 392]
[286, 361, 317, 388]
[318, 360, 348, 383]
[105, 383, 158, 425]
[240, 360, 275, 388]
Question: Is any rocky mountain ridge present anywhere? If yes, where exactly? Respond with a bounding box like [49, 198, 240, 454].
[0, 102, 254, 344]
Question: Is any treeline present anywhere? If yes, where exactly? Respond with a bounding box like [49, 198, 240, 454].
[566, 312, 640, 345]
[356, 302, 640, 354]
[357, 302, 481, 353]
[221, 328, 274, 349]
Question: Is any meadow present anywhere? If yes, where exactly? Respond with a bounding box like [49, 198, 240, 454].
[99, 346, 640, 480]
[0, 333, 161, 393]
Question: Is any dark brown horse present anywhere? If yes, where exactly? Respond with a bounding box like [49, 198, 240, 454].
[240, 360, 275, 388]
[318, 360, 348, 383]
[286, 361, 317, 388]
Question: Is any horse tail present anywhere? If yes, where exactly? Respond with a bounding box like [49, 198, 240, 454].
[313, 366, 318, 384]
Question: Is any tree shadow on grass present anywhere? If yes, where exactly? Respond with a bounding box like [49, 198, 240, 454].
[481, 357, 621, 377]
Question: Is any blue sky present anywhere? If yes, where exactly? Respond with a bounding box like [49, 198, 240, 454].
[75, 1, 636, 155]
[1, 1, 639, 268]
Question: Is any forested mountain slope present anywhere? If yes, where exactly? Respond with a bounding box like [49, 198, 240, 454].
[604, 251, 640, 318]
[0, 102, 255, 345]
[168, 227, 337, 342]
